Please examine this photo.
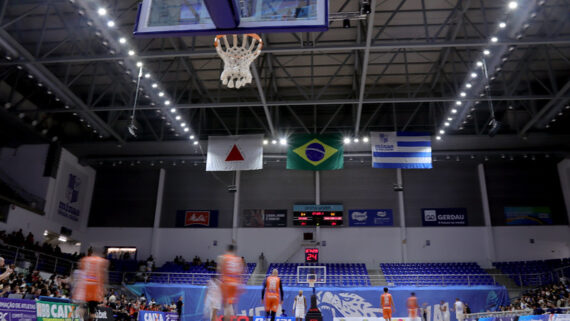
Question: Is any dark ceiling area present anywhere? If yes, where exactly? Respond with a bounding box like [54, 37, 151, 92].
[0, 0, 569, 159]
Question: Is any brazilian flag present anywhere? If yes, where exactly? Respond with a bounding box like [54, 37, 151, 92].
[286, 134, 344, 170]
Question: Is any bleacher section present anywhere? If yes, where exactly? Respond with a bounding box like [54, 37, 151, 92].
[380, 262, 495, 286]
[493, 258, 570, 286]
[266, 263, 371, 287]
[147, 263, 256, 285]
[108, 259, 140, 284]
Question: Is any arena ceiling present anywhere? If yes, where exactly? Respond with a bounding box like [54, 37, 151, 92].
[0, 0, 569, 159]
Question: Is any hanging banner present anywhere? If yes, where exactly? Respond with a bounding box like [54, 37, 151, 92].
[55, 164, 89, 224]
[348, 209, 393, 226]
[241, 209, 287, 227]
[0, 298, 37, 321]
[286, 134, 344, 171]
[371, 132, 432, 169]
[422, 208, 468, 226]
[206, 134, 264, 171]
[175, 210, 219, 228]
[504, 206, 552, 225]
[36, 301, 81, 321]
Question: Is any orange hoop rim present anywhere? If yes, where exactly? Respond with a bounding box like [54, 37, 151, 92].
[214, 33, 263, 50]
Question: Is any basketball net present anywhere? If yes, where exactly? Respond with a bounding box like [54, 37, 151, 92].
[214, 34, 263, 89]
[307, 274, 317, 294]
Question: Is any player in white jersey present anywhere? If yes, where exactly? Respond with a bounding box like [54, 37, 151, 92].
[204, 276, 222, 321]
[452, 298, 464, 321]
[292, 290, 307, 321]
[440, 300, 450, 321]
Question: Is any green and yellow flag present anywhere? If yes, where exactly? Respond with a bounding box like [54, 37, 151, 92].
[286, 134, 344, 170]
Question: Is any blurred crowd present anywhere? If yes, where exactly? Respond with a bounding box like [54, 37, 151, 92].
[0, 269, 72, 299]
[0, 229, 81, 261]
[103, 291, 181, 321]
[497, 281, 570, 314]
[0, 258, 178, 321]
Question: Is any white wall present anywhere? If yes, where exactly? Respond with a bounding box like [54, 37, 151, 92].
[157, 228, 233, 263]
[319, 227, 402, 266]
[0, 145, 50, 199]
[44, 148, 96, 232]
[406, 227, 489, 263]
[82, 227, 153, 260]
[0, 206, 63, 240]
[80, 225, 570, 267]
[493, 226, 570, 261]
[0, 145, 95, 246]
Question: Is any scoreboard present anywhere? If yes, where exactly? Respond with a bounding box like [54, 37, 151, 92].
[305, 248, 319, 262]
[293, 205, 343, 226]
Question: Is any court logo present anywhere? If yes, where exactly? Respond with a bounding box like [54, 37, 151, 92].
[424, 210, 437, 222]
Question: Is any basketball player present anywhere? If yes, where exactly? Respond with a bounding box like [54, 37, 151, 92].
[452, 298, 465, 321]
[440, 300, 450, 321]
[293, 290, 307, 321]
[407, 292, 419, 321]
[380, 287, 395, 321]
[204, 276, 222, 321]
[218, 244, 244, 321]
[262, 269, 284, 321]
[73, 248, 109, 321]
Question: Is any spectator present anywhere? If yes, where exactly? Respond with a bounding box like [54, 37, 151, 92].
[176, 296, 183, 319]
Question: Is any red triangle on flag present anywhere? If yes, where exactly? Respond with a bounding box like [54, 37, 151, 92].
[225, 144, 244, 161]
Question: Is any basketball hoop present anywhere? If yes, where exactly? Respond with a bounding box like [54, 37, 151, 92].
[307, 274, 317, 288]
[214, 34, 263, 89]
[308, 279, 316, 288]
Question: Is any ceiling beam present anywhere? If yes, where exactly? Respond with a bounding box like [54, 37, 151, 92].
[3, 38, 570, 65]
[34, 95, 567, 113]
[354, 0, 376, 136]
[519, 80, 570, 136]
[0, 28, 125, 143]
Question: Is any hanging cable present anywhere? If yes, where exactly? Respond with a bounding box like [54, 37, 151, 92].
[128, 66, 143, 137]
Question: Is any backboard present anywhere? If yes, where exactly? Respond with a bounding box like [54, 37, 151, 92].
[134, 0, 328, 37]
[297, 265, 326, 285]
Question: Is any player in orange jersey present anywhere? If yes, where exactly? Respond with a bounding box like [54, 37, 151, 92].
[73, 248, 109, 321]
[380, 287, 395, 321]
[407, 292, 419, 321]
[262, 269, 284, 321]
[218, 244, 244, 321]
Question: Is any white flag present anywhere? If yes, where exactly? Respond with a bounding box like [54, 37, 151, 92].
[206, 134, 263, 171]
[371, 131, 432, 169]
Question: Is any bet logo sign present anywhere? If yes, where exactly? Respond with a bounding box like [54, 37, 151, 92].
[351, 211, 367, 221]
[424, 210, 437, 222]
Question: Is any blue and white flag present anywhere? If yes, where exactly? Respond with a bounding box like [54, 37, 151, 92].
[370, 131, 432, 169]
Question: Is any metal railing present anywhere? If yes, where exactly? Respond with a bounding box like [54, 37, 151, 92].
[120, 269, 570, 288]
[122, 272, 245, 285]
[0, 242, 77, 275]
[465, 307, 570, 319]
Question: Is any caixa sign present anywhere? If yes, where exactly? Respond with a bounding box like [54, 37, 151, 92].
[139, 311, 164, 321]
